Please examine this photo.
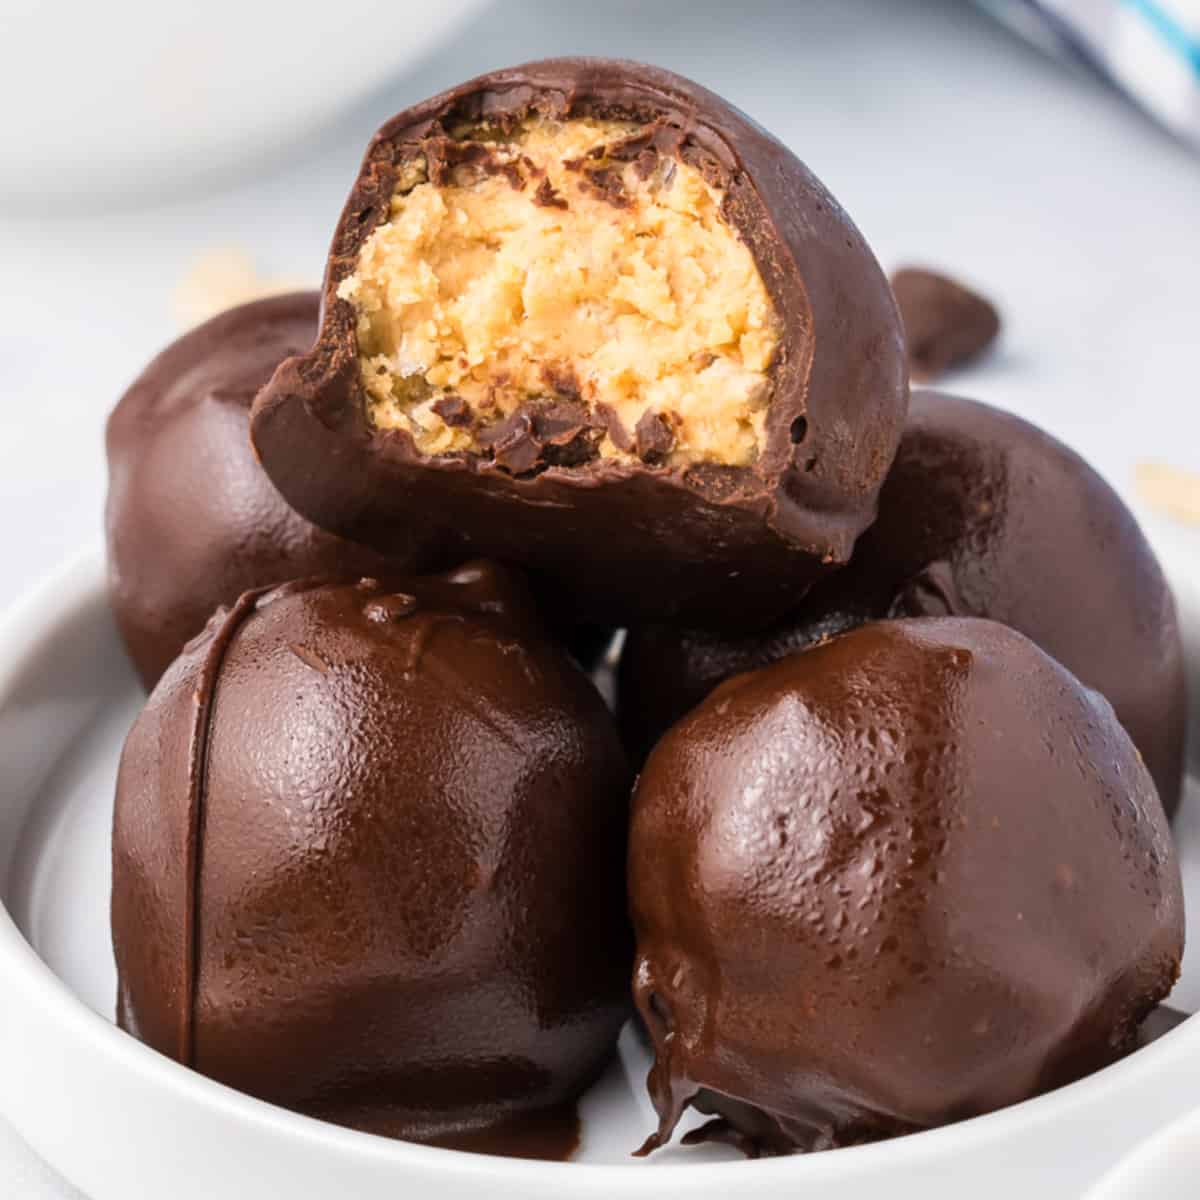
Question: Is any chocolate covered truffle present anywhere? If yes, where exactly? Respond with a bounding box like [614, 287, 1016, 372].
[620, 390, 1185, 815]
[631, 618, 1184, 1157]
[105, 292, 394, 690]
[251, 58, 909, 629]
[112, 564, 632, 1152]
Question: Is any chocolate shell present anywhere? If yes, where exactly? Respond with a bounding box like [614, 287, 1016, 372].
[111, 564, 632, 1150]
[630, 617, 1184, 1156]
[619, 390, 1186, 815]
[105, 292, 395, 690]
[250, 58, 908, 629]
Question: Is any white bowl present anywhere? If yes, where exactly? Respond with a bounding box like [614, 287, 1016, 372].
[1086, 1104, 1200, 1200]
[0, 1, 486, 205]
[1, 540, 1200, 1199]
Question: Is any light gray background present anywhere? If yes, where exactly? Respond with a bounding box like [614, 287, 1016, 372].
[1, 0, 1198, 1192]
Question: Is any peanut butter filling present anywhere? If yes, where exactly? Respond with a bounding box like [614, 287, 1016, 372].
[338, 117, 781, 471]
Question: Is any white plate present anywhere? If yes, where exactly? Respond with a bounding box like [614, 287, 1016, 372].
[2, 539, 1200, 1199]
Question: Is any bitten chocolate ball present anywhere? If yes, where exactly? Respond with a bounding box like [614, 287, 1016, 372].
[620, 391, 1185, 815]
[105, 292, 395, 690]
[112, 565, 631, 1153]
[630, 618, 1183, 1157]
[250, 58, 908, 630]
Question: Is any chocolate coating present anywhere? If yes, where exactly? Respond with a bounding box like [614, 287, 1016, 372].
[620, 391, 1186, 815]
[105, 292, 395, 690]
[630, 618, 1184, 1156]
[250, 58, 908, 629]
[112, 564, 632, 1148]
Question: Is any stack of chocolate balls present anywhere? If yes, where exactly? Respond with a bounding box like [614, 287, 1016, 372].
[107, 59, 1186, 1160]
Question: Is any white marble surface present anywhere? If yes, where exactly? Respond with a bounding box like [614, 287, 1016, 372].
[1, 0, 1198, 1193]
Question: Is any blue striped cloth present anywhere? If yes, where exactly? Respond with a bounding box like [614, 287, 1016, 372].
[979, 0, 1200, 146]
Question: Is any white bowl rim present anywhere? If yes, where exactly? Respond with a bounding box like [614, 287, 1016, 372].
[1084, 1102, 1200, 1199]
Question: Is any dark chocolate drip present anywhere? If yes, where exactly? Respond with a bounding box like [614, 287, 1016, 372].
[633, 1027, 696, 1157]
[180, 586, 276, 1065]
[307, 1100, 582, 1161]
[427, 1104, 581, 1160]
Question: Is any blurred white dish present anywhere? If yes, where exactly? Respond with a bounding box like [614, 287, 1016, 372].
[0, 0, 486, 205]
[1086, 1106, 1200, 1200]
[1, 539, 1200, 1198]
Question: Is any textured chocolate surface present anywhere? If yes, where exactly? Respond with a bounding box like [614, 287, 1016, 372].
[620, 391, 1186, 816]
[112, 565, 632, 1151]
[105, 293, 394, 689]
[250, 58, 908, 629]
[630, 618, 1184, 1156]
[891, 267, 1000, 380]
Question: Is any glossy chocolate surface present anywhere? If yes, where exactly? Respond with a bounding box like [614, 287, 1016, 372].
[112, 564, 632, 1150]
[620, 391, 1186, 815]
[250, 58, 908, 629]
[630, 618, 1184, 1156]
[105, 292, 394, 689]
